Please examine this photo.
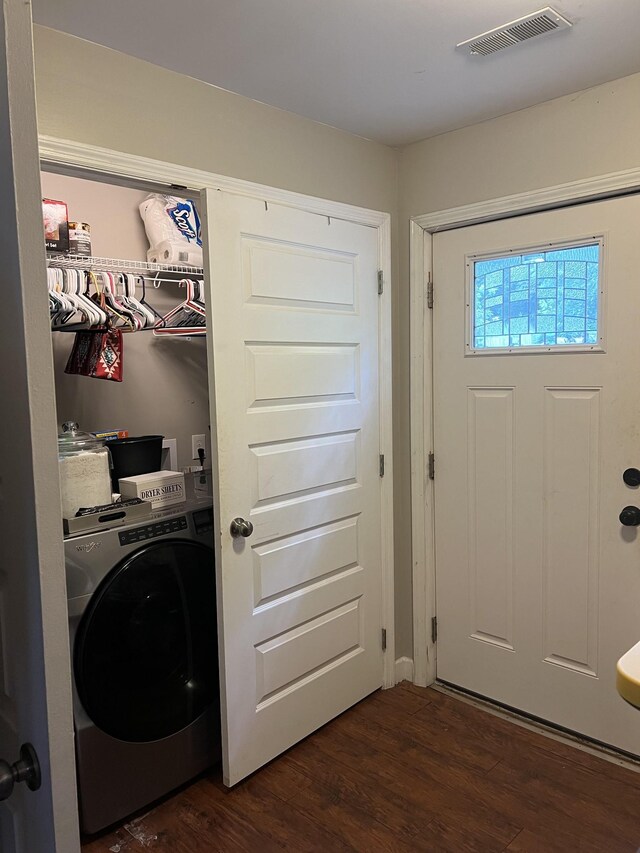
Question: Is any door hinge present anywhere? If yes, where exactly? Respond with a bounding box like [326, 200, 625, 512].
[431, 616, 438, 644]
[381, 628, 387, 651]
[428, 452, 435, 480]
[378, 270, 384, 295]
[379, 454, 385, 477]
[426, 273, 433, 309]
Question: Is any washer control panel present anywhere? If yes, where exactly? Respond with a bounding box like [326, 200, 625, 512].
[118, 516, 187, 546]
[193, 507, 214, 535]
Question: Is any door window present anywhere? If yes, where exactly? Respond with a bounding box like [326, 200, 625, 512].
[468, 239, 603, 353]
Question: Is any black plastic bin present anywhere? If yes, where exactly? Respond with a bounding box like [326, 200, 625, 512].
[107, 435, 164, 490]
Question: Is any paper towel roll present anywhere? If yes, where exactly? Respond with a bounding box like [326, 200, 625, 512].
[147, 240, 203, 267]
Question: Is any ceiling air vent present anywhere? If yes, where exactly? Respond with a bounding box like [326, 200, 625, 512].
[457, 7, 572, 56]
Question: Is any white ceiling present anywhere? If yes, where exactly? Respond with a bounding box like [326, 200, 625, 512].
[32, 0, 640, 146]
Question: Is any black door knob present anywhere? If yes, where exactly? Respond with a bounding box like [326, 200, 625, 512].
[620, 506, 640, 527]
[623, 468, 640, 487]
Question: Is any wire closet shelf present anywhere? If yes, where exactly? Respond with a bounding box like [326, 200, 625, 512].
[46, 253, 204, 284]
[46, 253, 207, 336]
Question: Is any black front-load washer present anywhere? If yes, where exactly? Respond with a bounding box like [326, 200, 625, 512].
[65, 500, 221, 834]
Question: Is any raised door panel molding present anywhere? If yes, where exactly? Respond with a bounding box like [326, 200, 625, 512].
[467, 387, 515, 651]
[242, 236, 357, 311]
[543, 387, 600, 677]
[246, 343, 359, 410]
[250, 431, 359, 505]
[253, 516, 360, 607]
[255, 598, 363, 706]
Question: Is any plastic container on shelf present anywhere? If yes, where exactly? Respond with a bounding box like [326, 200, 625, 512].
[58, 422, 112, 519]
[107, 434, 164, 490]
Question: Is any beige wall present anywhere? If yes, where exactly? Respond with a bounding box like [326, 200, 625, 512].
[33, 26, 397, 215]
[394, 73, 640, 659]
[35, 22, 640, 665]
[32, 26, 413, 655]
[399, 72, 640, 217]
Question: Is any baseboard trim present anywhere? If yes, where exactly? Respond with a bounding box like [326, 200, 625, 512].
[394, 656, 415, 684]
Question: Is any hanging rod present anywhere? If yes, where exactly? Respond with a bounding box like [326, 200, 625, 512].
[46, 252, 204, 277]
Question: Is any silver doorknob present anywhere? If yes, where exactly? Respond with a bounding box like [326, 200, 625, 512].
[0, 743, 41, 801]
[230, 517, 254, 538]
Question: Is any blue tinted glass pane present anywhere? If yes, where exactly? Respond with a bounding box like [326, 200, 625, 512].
[536, 316, 556, 333]
[473, 243, 600, 350]
[509, 317, 529, 334]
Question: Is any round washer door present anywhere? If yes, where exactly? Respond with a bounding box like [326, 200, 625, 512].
[74, 539, 218, 742]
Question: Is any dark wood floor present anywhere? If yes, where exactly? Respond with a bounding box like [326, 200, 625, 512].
[83, 684, 640, 852]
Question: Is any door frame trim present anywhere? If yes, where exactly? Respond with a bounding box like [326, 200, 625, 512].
[409, 165, 640, 687]
[39, 134, 396, 688]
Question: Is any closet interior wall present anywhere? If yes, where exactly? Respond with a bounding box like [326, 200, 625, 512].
[41, 170, 210, 469]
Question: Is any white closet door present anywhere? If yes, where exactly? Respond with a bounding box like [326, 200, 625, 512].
[0, 3, 79, 851]
[204, 190, 383, 785]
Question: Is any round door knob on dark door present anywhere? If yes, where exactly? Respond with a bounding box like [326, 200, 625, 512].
[620, 506, 640, 527]
[0, 743, 41, 802]
[230, 517, 253, 538]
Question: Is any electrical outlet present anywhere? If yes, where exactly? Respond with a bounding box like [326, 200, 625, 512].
[192, 434, 206, 460]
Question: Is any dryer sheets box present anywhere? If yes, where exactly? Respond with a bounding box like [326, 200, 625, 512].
[119, 471, 185, 509]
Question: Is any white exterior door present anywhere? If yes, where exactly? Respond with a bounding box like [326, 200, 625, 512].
[204, 191, 384, 785]
[0, 1, 79, 850]
[433, 194, 640, 754]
